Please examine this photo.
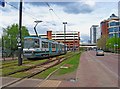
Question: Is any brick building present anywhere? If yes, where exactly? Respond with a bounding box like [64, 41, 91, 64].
[40, 31, 80, 51]
[100, 20, 109, 36]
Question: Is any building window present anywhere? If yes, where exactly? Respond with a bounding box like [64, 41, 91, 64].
[109, 27, 118, 32]
[109, 22, 119, 26]
[109, 34, 113, 38]
[109, 28, 114, 32]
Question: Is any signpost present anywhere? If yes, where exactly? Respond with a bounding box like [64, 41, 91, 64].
[114, 44, 118, 53]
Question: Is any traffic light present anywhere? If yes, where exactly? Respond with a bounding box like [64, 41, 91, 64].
[0, 0, 5, 7]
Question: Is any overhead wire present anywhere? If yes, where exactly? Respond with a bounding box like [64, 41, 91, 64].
[45, 2, 74, 31]
[4, 2, 74, 31]
[45, 2, 63, 23]
[5, 2, 39, 21]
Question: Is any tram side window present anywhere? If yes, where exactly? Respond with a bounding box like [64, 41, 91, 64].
[52, 43, 56, 48]
[34, 39, 39, 48]
[42, 41, 48, 48]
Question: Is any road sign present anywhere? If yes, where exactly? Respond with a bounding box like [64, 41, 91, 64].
[114, 44, 118, 46]
[0, 0, 5, 7]
[17, 37, 21, 43]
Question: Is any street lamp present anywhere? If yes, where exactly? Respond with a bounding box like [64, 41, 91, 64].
[72, 32, 75, 52]
[34, 20, 43, 37]
[113, 27, 118, 53]
[63, 22, 67, 53]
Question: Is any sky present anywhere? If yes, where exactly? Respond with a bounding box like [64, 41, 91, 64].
[0, 0, 119, 43]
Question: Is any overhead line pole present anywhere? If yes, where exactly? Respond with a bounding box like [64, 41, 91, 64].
[18, 0, 23, 66]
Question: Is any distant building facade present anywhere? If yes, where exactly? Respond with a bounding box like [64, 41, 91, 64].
[100, 14, 120, 38]
[100, 20, 109, 37]
[90, 25, 100, 44]
[40, 31, 80, 51]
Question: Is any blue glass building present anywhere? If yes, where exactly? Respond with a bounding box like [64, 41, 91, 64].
[108, 14, 120, 38]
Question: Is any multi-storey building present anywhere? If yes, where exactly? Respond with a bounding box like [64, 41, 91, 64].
[100, 14, 120, 38]
[40, 31, 80, 51]
[107, 14, 120, 38]
[90, 25, 100, 44]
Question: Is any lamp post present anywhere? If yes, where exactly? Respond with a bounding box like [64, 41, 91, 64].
[63, 22, 67, 53]
[113, 27, 118, 53]
[34, 20, 43, 37]
[73, 32, 75, 52]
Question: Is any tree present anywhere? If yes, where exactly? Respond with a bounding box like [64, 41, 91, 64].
[106, 37, 120, 52]
[2, 23, 29, 53]
[96, 35, 108, 50]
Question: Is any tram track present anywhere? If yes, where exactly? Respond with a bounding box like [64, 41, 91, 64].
[2, 52, 73, 76]
[1, 60, 37, 69]
[1, 52, 71, 69]
[2, 52, 80, 88]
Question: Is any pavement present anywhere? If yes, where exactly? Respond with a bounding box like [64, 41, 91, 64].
[1, 50, 119, 88]
[0, 57, 17, 61]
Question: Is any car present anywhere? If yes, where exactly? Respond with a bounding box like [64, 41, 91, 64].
[96, 50, 104, 56]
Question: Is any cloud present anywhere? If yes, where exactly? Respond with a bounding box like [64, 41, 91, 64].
[48, 2, 95, 14]
[25, 2, 46, 6]
[28, 2, 95, 14]
[80, 34, 90, 43]
[63, 2, 94, 14]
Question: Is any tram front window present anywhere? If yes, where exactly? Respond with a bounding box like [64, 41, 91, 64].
[24, 39, 39, 48]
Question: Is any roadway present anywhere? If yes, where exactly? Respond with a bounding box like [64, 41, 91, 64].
[76, 50, 118, 87]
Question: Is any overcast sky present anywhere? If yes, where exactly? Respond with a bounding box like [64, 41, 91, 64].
[0, 0, 119, 43]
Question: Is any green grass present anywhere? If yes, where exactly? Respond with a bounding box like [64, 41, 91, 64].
[2, 66, 29, 76]
[33, 52, 81, 79]
[2, 59, 18, 65]
[2, 60, 47, 76]
[2, 60, 32, 68]
[56, 53, 80, 75]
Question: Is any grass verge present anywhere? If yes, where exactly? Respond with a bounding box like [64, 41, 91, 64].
[2, 59, 47, 76]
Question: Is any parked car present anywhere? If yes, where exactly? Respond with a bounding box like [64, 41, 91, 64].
[96, 50, 104, 56]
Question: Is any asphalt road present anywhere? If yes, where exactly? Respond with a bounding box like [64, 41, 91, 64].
[75, 50, 119, 87]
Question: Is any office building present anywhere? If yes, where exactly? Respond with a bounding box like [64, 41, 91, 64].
[90, 25, 100, 44]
